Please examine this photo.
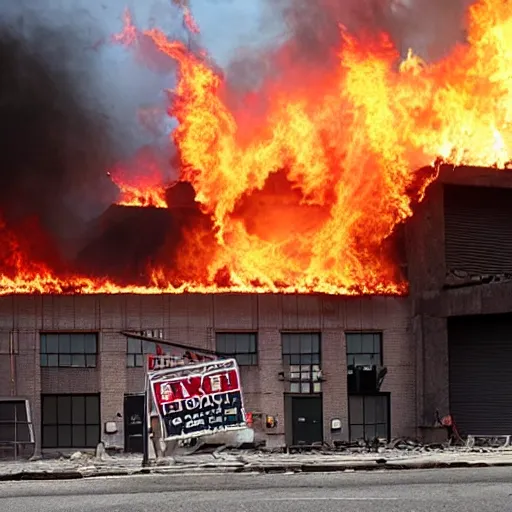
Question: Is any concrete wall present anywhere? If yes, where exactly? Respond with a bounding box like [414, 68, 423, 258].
[406, 168, 512, 427]
[0, 293, 414, 450]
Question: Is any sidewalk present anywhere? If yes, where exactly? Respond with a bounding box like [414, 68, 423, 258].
[2, 447, 512, 480]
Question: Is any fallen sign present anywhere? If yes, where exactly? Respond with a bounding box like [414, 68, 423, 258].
[147, 358, 247, 441]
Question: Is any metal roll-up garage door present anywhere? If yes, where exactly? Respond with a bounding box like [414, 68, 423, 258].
[449, 314, 512, 436]
[444, 184, 512, 275]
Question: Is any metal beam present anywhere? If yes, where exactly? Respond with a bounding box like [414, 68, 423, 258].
[119, 330, 220, 357]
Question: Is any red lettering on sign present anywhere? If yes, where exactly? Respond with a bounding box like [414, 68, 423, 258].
[153, 369, 240, 406]
[181, 375, 202, 398]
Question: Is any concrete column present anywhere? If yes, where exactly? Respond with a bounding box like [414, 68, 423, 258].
[406, 182, 446, 294]
[420, 315, 449, 425]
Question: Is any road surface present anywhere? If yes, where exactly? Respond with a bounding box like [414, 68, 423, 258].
[1, 467, 511, 511]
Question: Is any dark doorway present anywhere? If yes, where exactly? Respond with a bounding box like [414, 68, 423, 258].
[290, 395, 323, 445]
[124, 394, 144, 453]
[449, 314, 512, 436]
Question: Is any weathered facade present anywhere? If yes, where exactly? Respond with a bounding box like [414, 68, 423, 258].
[2, 165, 512, 455]
[409, 166, 512, 438]
[0, 293, 415, 454]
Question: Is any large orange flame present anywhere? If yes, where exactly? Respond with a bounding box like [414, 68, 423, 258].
[1, 0, 511, 295]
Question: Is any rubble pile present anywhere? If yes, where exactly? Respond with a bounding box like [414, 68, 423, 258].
[208, 437, 451, 457]
[2, 438, 512, 481]
[445, 269, 512, 288]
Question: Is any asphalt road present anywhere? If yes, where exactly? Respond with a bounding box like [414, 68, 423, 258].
[1, 467, 512, 511]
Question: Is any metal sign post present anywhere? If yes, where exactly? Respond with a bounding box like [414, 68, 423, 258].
[141, 375, 149, 467]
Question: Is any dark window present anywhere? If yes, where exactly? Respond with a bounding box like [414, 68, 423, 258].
[0, 400, 33, 445]
[349, 394, 390, 441]
[40, 333, 97, 368]
[126, 338, 159, 367]
[346, 332, 382, 367]
[42, 394, 100, 448]
[126, 330, 164, 367]
[282, 333, 321, 393]
[216, 333, 258, 366]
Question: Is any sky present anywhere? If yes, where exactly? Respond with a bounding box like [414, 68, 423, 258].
[99, 0, 276, 68]
[4, 0, 273, 65]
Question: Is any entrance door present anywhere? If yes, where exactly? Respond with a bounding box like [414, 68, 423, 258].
[291, 396, 323, 445]
[124, 394, 145, 453]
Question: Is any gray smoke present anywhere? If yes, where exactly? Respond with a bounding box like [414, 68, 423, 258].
[392, 0, 473, 60]
[0, 0, 189, 240]
[265, 0, 473, 61]
[225, 0, 473, 93]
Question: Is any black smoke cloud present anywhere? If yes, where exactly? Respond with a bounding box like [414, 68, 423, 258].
[0, 6, 203, 279]
[0, 16, 120, 245]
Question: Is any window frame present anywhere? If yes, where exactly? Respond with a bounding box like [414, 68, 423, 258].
[281, 332, 322, 394]
[0, 398, 34, 446]
[348, 392, 390, 442]
[126, 330, 164, 367]
[215, 332, 258, 366]
[126, 338, 159, 368]
[40, 332, 98, 368]
[345, 331, 383, 367]
[41, 394, 101, 449]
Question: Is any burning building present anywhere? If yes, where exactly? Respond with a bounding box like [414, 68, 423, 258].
[1, 0, 512, 455]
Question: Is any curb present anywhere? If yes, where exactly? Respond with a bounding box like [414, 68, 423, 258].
[1, 460, 511, 481]
[0, 471, 84, 481]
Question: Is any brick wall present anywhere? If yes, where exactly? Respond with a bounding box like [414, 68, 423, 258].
[0, 293, 414, 450]
[41, 368, 99, 393]
[0, 330, 15, 396]
[100, 332, 127, 448]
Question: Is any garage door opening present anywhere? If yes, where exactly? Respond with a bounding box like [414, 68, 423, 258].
[449, 314, 512, 437]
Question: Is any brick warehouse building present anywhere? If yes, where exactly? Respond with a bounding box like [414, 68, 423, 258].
[2, 165, 512, 454]
[0, 293, 413, 454]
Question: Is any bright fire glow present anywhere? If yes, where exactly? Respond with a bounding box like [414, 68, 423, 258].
[108, 146, 170, 208]
[2, 0, 512, 296]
